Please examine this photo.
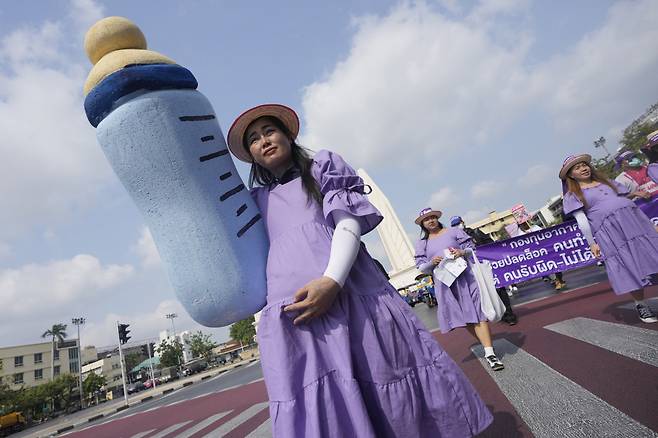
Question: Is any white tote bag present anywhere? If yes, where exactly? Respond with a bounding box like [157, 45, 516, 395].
[471, 251, 506, 322]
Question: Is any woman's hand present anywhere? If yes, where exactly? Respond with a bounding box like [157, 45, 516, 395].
[590, 243, 601, 258]
[283, 276, 341, 325]
[431, 256, 443, 266]
[449, 247, 466, 258]
[631, 190, 651, 199]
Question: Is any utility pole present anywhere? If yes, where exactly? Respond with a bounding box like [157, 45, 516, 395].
[146, 342, 156, 389]
[72, 317, 86, 409]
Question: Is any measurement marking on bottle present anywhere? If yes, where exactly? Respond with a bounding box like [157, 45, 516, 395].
[237, 214, 262, 237]
[200, 135, 215, 142]
[199, 149, 229, 162]
[220, 184, 245, 201]
[179, 114, 216, 121]
[220, 172, 232, 181]
[236, 204, 247, 216]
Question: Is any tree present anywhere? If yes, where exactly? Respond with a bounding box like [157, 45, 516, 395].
[41, 323, 68, 381]
[155, 338, 183, 367]
[189, 331, 218, 361]
[124, 352, 143, 374]
[230, 316, 256, 346]
[83, 373, 106, 405]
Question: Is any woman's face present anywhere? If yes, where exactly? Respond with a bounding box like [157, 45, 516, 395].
[568, 162, 592, 182]
[422, 215, 440, 232]
[245, 117, 293, 174]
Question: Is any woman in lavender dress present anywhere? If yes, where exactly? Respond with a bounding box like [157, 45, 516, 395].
[560, 154, 658, 323]
[226, 104, 492, 438]
[413, 209, 504, 371]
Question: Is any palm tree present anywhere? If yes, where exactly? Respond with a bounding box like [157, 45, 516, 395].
[42, 324, 68, 381]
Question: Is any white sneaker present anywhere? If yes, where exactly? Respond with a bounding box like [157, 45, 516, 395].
[485, 355, 505, 371]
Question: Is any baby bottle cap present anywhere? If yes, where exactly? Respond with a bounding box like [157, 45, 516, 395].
[84, 16, 147, 65]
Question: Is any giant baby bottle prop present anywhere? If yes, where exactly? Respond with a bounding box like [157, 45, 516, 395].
[83, 17, 267, 326]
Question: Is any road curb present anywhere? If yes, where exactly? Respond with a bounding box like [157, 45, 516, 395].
[115, 404, 129, 412]
[183, 381, 193, 387]
[162, 388, 175, 395]
[88, 413, 105, 422]
[201, 374, 212, 380]
[56, 425, 74, 434]
[141, 395, 154, 403]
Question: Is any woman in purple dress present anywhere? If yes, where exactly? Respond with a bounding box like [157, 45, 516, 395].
[560, 154, 658, 323]
[226, 104, 492, 437]
[413, 209, 505, 371]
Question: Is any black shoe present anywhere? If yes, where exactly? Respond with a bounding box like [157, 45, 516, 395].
[485, 355, 505, 371]
[637, 303, 658, 323]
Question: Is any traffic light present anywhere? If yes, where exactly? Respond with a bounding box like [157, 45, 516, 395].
[118, 323, 131, 344]
[141, 344, 149, 356]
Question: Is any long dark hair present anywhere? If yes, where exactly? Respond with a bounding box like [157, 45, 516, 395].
[419, 220, 444, 240]
[243, 116, 323, 205]
[565, 163, 617, 209]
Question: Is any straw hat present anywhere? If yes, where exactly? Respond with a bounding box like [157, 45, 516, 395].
[226, 104, 299, 163]
[559, 154, 591, 180]
[415, 207, 442, 225]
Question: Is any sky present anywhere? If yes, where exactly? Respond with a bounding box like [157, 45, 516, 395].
[2, 0, 658, 349]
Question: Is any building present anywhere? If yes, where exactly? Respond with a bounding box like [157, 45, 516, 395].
[532, 195, 564, 227]
[81, 354, 124, 398]
[154, 330, 194, 363]
[0, 339, 80, 390]
[468, 210, 518, 241]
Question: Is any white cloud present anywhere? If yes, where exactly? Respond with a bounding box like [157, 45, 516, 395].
[426, 187, 458, 210]
[0, 254, 134, 316]
[0, 0, 113, 242]
[471, 180, 506, 198]
[133, 226, 162, 268]
[69, 0, 105, 34]
[518, 164, 552, 186]
[301, 2, 532, 168]
[534, 0, 658, 130]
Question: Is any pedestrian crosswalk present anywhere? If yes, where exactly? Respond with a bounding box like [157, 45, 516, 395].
[545, 317, 658, 368]
[471, 338, 657, 438]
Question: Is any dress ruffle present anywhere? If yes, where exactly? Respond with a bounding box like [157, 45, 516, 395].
[594, 204, 658, 294]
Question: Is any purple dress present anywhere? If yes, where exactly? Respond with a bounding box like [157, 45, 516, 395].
[414, 228, 487, 334]
[251, 150, 492, 438]
[563, 181, 658, 294]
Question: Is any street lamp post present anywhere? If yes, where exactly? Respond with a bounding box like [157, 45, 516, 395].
[165, 313, 177, 337]
[71, 317, 86, 409]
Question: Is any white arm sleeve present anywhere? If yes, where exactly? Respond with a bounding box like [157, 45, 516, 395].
[323, 210, 361, 287]
[573, 210, 595, 246]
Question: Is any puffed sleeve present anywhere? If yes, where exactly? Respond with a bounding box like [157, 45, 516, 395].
[455, 228, 475, 250]
[414, 239, 429, 267]
[312, 149, 383, 234]
[562, 191, 585, 216]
